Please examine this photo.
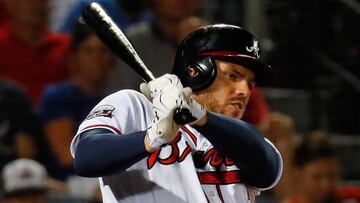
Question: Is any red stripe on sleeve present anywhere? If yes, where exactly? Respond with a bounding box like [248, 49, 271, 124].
[82, 124, 121, 134]
[197, 170, 242, 184]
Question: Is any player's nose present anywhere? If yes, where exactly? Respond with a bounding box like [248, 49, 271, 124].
[234, 80, 251, 98]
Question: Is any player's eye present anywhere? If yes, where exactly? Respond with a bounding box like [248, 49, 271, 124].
[224, 72, 237, 81]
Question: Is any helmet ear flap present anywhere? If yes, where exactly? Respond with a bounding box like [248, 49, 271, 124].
[186, 66, 200, 78]
[181, 57, 217, 91]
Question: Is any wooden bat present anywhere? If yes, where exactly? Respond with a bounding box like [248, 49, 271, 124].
[82, 2, 195, 125]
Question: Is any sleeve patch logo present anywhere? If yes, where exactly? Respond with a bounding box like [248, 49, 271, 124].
[86, 105, 115, 120]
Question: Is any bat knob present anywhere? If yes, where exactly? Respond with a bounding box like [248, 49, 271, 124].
[173, 107, 196, 125]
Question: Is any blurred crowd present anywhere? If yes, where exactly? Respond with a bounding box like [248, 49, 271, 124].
[0, 0, 359, 202]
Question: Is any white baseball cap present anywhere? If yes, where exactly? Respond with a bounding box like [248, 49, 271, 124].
[2, 159, 47, 194]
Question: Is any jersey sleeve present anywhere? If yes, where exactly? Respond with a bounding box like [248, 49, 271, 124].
[70, 89, 153, 158]
[257, 138, 283, 191]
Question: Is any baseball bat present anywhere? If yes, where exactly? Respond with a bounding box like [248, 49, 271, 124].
[82, 2, 195, 125]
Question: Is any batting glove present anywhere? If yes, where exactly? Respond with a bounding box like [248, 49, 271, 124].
[140, 73, 183, 101]
[183, 88, 207, 125]
[145, 112, 180, 149]
[142, 82, 191, 149]
[141, 74, 207, 126]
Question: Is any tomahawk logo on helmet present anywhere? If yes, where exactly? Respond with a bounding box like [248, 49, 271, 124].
[172, 24, 273, 91]
[246, 40, 260, 58]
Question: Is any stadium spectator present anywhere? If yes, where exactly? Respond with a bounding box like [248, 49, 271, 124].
[0, 79, 45, 169]
[0, 0, 9, 27]
[1, 159, 49, 203]
[257, 112, 298, 203]
[38, 22, 115, 180]
[282, 131, 360, 203]
[58, 0, 153, 33]
[49, 0, 78, 32]
[0, 0, 70, 105]
[108, 0, 203, 91]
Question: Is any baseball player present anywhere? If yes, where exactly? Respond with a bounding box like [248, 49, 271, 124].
[71, 24, 283, 203]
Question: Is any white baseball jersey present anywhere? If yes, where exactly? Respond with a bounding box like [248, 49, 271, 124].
[70, 90, 283, 203]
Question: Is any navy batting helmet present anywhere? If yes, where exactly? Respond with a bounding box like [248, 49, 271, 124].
[172, 24, 273, 91]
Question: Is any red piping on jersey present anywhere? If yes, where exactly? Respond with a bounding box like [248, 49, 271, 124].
[216, 185, 225, 203]
[203, 188, 210, 203]
[197, 170, 242, 184]
[199, 51, 257, 60]
[82, 124, 121, 134]
[181, 126, 197, 146]
[179, 142, 192, 162]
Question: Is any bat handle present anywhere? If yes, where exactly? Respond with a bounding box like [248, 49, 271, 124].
[173, 107, 196, 125]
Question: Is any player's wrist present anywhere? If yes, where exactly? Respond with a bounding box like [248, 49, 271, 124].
[144, 132, 157, 152]
[188, 97, 207, 126]
[145, 126, 167, 150]
[191, 111, 208, 126]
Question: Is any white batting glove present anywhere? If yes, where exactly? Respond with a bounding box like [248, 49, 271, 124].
[142, 82, 191, 149]
[140, 74, 183, 101]
[182, 88, 207, 125]
[145, 113, 179, 149]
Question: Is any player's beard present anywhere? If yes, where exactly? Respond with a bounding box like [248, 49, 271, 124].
[194, 93, 246, 120]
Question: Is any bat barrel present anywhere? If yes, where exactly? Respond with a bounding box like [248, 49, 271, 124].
[82, 2, 194, 125]
[82, 2, 155, 82]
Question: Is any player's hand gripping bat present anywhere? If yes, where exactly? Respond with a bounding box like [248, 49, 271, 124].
[82, 2, 195, 125]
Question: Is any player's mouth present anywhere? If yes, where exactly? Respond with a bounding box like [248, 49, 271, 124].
[229, 101, 245, 111]
[227, 101, 245, 117]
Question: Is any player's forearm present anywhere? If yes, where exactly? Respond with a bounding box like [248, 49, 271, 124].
[74, 129, 149, 177]
[194, 112, 282, 189]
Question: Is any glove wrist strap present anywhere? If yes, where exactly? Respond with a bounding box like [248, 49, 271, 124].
[146, 127, 167, 149]
[189, 99, 207, 125]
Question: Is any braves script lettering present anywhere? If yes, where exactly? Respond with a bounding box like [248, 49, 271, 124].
[147, 132, 235, 170]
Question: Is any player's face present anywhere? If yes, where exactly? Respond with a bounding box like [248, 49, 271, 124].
[193, 60, 255, 120]
[296, 158, 340, 203]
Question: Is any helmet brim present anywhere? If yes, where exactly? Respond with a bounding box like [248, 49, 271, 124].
[210, 55, 274, 86]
